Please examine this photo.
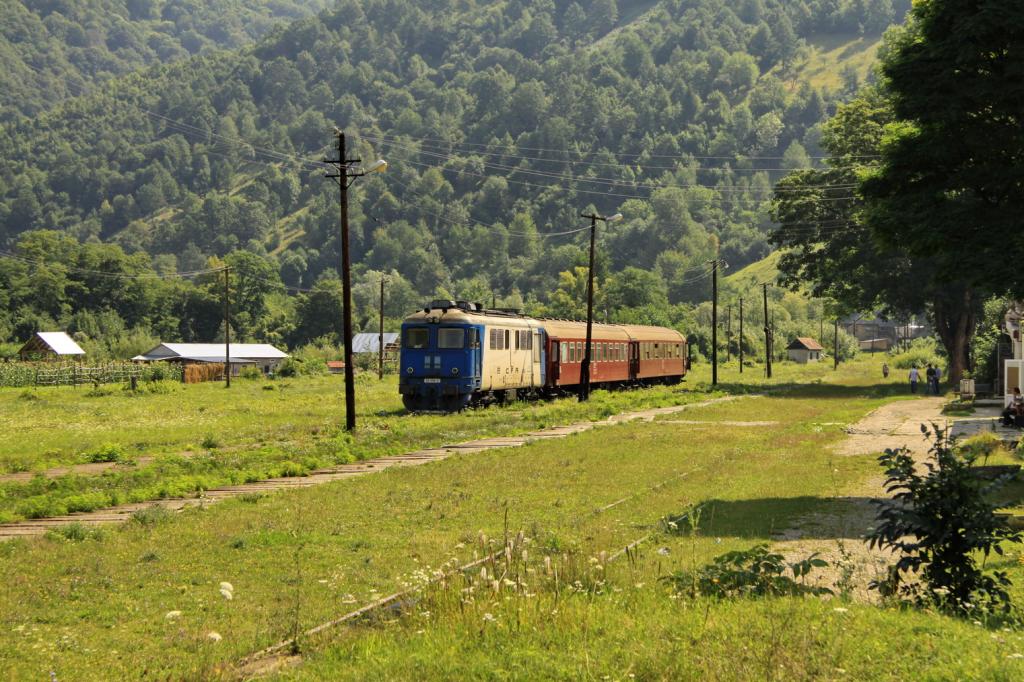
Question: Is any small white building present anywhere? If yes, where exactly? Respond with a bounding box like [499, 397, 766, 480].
[786, 337, 824, 364]
[18, 332, 86, 361]
[133, 343, 289, 375]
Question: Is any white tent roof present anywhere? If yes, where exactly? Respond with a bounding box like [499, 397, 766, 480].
[351, 333, 399, 353]
[133, 343, 288, 362]
[33, 332, 86, 356]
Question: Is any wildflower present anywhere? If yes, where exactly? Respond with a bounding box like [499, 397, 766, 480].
[165, 611, 182, 620]
[341, 594, 357, 604]
[220, 588, 233, 601]
[1007, 653, 1024, 659]
[206, 632, 222, 643]
[480, 567, 488, 581]
[219, 582, 233, 594]
[455, 542, 465, 550]
[657, 547, 670, 556]
[833, 608, 848, 614]
[482, 612, 496, 623]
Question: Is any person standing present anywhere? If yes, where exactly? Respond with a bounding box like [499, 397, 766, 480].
[934, 365, 943, 394]
[882, 362, 890, 379]
[909, 365, 920, 393]
[925, 364, 936, 394]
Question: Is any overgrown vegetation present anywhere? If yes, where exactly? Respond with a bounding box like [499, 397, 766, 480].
[868, 427, 1022, 618]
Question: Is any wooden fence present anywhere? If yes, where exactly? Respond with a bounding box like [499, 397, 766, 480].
[0, 362, 183, 388]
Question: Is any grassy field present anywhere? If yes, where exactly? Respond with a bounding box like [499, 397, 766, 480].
[0, 357, 867, 522]
[4, 357, 1016, 679]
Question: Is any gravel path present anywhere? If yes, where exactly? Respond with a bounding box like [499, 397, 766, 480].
[775, 396, 947, 601]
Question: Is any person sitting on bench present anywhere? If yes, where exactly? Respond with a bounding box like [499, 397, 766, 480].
[1002, 387, 1024, 426]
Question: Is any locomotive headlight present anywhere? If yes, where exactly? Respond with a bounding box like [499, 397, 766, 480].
[451, 367, 459, 375]
[406, 367, 413, 374]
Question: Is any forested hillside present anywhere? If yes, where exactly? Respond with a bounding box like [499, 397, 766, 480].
[0, 0, 329, 122]
[0, 0, 909, 353]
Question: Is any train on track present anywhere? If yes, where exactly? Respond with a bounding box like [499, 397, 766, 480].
[399, 300, 688, 412]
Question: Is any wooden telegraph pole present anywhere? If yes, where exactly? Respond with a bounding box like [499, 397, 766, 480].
[762, 283, 772, 379]
[378, 274, 385, 380]
[223, 266, 231, 388]
[738, 297, 744, 374]
[834, 319, 840, 370]
[711, 259, 719, 386]
[578, 211, 622, 401]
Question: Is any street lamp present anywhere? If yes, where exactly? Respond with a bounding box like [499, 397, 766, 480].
[578, 211, 623, 402]
[325, 128, 387, 431]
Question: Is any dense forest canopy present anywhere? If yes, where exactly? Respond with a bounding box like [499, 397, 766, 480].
[0, 0, 330, 122]
[0, 0, 910, 354]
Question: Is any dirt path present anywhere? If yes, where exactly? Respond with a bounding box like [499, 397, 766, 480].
[775, 396, 946, 601]
[0, 395, 752, 540]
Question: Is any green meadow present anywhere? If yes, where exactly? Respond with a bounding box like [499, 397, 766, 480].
[3, 357, 1018, 679]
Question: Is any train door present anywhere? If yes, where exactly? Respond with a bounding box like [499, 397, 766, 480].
[550, 337, 561, 382]
[629, 341, 640, 380]
[533, 329, 544, 387]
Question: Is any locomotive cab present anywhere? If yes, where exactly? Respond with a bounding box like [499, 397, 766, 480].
[399, 301, 483, 411]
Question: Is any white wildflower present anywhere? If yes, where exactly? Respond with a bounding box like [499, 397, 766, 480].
[1007, 653, 1024, 660]
[833, 607, 848, 614]
[206, 632, 222, 643]
[482, 612, 496, 623]
[219, 582, 233, 594]
[220, 588, 233, 600]
[165, 611, 182, 620]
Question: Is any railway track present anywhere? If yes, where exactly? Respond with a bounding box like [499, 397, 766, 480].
[0, 395, 752, 540]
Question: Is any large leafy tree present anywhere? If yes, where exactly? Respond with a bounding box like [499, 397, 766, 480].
[859, 0, 1024, 377]
[771, 86, 982, 381]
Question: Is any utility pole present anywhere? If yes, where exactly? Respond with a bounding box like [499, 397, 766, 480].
[578, 211, 623, 401]
[762, 283, 772, 379]
[378, 274, 385, 381]
[711, 259, 719, 386]
[223, 266, 231, 388]
[739, 297, 744, 374]
[834, 319, 840, 370]
[325, 128, 388, 430]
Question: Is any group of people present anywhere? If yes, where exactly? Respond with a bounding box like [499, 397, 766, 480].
[903, 363, 943, 395]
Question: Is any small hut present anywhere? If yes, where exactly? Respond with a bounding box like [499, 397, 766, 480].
[18, 332, 86, 361]
[786, 337, 824, 364]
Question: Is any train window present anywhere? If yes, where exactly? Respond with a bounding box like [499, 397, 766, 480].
[468, 329, 479, 348]
[514, 330, 520, 350]
[559, 342, 567, 362]
[403, 327, 429, 349]
[505, 329, 510, 349]
[576, 342, 582, 361]
[438, 328, 465, 349]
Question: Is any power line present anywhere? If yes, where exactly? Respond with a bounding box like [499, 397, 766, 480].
[364, 135, 860, 193]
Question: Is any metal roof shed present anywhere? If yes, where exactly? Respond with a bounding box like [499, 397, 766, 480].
[19, 332, 86, 360]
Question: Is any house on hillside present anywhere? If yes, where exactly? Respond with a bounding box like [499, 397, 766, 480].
[18, 332, 86, 361]
[132, 343, 289, 375]
[786, 337, 824, 364]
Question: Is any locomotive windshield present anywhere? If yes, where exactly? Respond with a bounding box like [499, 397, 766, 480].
[437, 327, 465, 349]
[403, 327, 429, 349]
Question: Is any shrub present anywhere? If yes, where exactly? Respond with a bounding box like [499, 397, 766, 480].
[130, 505, 173, 526]
[201, 435, 220, 450]
[958, 432, 1004, 464]
[868, 425, 1022, 617]
[889, 337, 944, 370]
[238, 366, 263, 380]
[663, 544, 831, 598]
[85, 443, 125, 463]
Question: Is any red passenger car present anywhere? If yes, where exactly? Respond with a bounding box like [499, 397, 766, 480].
[540, 320, 686, 391]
